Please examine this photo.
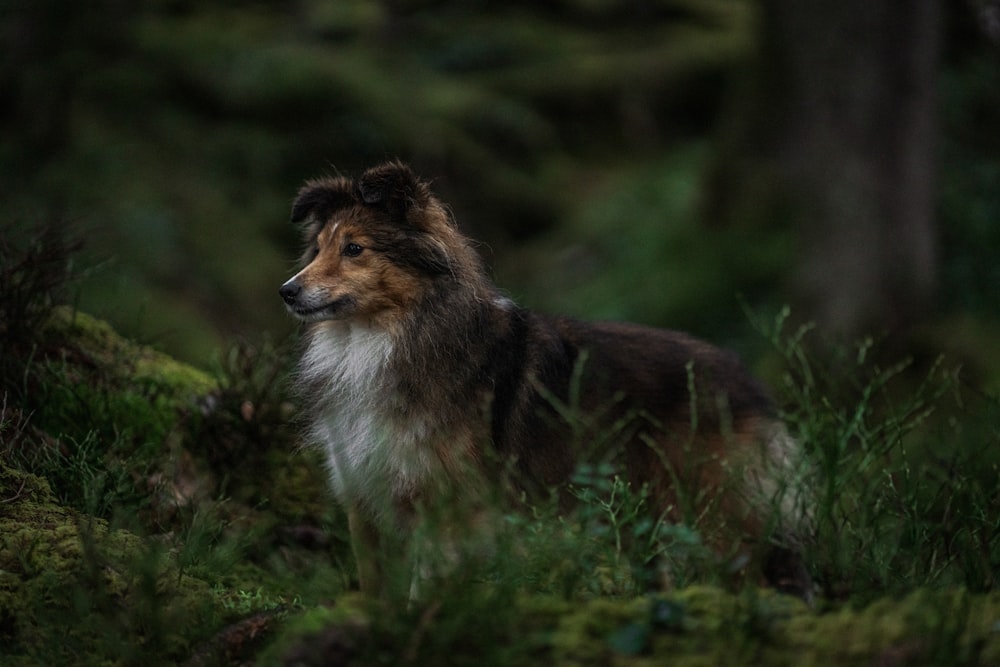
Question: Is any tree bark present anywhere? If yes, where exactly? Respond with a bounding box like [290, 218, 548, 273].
[703, 0, 941, 337]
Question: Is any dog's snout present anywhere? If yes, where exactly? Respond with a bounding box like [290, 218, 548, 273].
[279, 280, 301, 305]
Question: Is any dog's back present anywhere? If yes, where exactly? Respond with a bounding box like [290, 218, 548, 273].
[470, 310, 801, 546]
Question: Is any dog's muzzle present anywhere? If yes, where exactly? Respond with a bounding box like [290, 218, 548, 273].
[279, 278, 352, 321]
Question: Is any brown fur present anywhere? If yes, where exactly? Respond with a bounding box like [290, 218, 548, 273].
[279, 161, 810, 598]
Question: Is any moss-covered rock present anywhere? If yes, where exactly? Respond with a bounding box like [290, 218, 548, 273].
[0, 308, 341, 665]
[35, 305, 216, 458]
[0, 461, 220, 665]
[42, 305, 217, 398]
[9, 306, 221, 524]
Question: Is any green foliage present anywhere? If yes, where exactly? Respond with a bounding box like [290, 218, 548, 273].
[752, 307, 1000, 598]
[214, 586, 300, 616]
[195, 337, 297, 474]
[568, 463, 714, 592]
[0, 235, 344, 663]
[263, 584, 1000, 666]
[0, 320, 348, 665]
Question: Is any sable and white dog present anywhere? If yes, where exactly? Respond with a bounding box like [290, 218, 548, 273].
[280, 161, 809, 596]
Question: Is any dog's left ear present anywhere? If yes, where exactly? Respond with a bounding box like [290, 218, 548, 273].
[291, 178, 354, 224]
[355, 161, 433, 228]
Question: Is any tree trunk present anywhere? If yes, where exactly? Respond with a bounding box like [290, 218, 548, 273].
[703, 0, 941, 337]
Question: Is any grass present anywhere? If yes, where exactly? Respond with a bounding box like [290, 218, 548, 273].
[752, 306, 1000, 599]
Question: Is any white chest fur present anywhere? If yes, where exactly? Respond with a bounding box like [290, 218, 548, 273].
[300, 323, 445, 518]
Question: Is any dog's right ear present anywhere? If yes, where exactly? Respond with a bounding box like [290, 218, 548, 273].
[290, 179, 355, 224]
[355, 161, 431, 227]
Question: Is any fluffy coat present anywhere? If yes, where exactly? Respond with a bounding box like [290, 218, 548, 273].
[279, 161, 809, 596]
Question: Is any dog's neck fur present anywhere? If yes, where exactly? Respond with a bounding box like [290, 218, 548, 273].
[299, 274, 502, 523]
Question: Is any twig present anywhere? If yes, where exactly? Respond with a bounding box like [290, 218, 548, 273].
[1, 479, 27, 504]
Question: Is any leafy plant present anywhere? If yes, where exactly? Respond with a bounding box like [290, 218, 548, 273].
[752, 306, 1000, 599]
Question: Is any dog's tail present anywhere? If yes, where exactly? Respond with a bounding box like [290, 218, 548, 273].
[742, 420, 815, 599]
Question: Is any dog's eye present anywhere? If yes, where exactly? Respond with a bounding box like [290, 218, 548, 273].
[342, 243, 364, 257]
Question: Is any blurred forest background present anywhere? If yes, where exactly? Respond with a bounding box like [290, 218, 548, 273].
[3, 0, 999, 374]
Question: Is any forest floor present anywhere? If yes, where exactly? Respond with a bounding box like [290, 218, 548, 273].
[2, 307, 999, 666]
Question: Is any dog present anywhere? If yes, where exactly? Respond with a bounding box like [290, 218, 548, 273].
[279, 160, 810, 598]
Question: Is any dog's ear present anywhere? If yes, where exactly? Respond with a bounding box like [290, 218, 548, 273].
[291, 179, 355, 224]
[355, 161, 432, 227]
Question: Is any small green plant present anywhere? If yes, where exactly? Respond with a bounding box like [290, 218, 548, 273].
[204, 336, 297, 452]
[751, 306, 1000, 599]
[568, 463, 713, 594]
[214, 586, 300, 616]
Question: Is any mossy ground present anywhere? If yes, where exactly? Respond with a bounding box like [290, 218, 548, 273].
[2, 309, 999, 665]
[0, 463, 218, 665]
[261, 585, 1000, 666]
[1, 307, 345, 665]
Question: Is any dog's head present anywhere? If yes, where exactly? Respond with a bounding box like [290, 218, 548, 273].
[279, 161, 456, 326]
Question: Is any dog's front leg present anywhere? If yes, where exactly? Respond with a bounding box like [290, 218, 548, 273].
[348, 507, 383, 595]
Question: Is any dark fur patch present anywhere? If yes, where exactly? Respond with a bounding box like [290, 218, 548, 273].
[356, 161, 434, 229]
[290, 178, 355, 224]
[370, 231, 451, 277]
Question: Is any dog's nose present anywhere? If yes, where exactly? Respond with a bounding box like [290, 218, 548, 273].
[279, 281, 301, 305]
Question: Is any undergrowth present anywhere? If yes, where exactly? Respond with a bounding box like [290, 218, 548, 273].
[752, 306, 1000, 599]
[0, 223, 343, 664]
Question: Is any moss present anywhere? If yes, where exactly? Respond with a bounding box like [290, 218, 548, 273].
[549, 597, 645, 665]
[0, 461, 222, 665]
[31, 306, 217, 461]
[264, 446, 332, 522]
[256, 595, 370, 667]
[254, 585, 1000, 666]
[4, 307, 223, 521]
[43, 305, 217, 399]
[774, 589, 1000, 666]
